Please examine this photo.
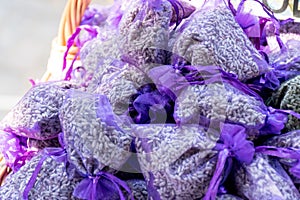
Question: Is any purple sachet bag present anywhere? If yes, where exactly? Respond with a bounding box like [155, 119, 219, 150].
[0, 147, 81, 200]
[267, 75, 300, 132]
[59, 90, 133, 199]
[133, 123, 218, 199]
[0, 81, 76, 140]
[233, 154, 300, 200]
[118, 0, 173, 71]
[133, 123, 254, 200]
[171, 0, 269, 81]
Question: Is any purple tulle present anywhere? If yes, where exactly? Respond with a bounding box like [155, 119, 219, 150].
[95, 94, 119, 128]
[72, 171, 133, 200]
[204, 123, 255, 200]
[0, 130, 38, 172]
[80, 6, 107, 27]
[129, 83, 176, 124]
[259, 108, 288, 135]
[234, 1, 260, 37]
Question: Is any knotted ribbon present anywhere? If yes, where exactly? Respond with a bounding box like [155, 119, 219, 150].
[72, 171, 133, 200]
[203, 123, 255, 200]
[256, 146, 300, 179]
[260, 107, 300, 135]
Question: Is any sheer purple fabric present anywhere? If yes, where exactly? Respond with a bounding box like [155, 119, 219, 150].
[204, 123, 254, 200]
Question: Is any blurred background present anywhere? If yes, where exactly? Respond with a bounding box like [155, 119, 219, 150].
[0, 0, 113, 118]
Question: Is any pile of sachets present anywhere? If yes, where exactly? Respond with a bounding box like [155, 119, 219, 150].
[2, 0, 300, 199]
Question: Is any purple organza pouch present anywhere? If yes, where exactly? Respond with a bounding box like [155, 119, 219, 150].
[118, 0, 173, 70]
[0, 147, 81, 200]
[233, 154, 300, 200]
[59, 89, 133, 199]
[0, 129, 60, 173]
[171, 0, 269, 81]
[133, 123, 254, 200]
[257, 130, 300, 188]
[0, 81, 76, 140]
[149, 65, 288, 137]
[267, 75, 300, 132]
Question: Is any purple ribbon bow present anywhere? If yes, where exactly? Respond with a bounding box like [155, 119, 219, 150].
[256, 146, 300, 179]
[73, 171, 133, 200]
[22, 147, 67, 200]
[260, 107, 300, 135]
[203, 123, 255, 200]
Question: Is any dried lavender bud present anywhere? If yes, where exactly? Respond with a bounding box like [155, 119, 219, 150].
[133, 124, 219, 199]
[60, 90, 132, 175]
[268, 75, 300, 132]
[119, 0, 172, 71]
[27, 137, 60, 150]
[172, 6, 267, 81]
[174, 82, 266, 133]
[264, 130, 300, 149]
[0, 81, 75, 140]
[125, 179, 148, 200]
[79, 36, 123, 90]
[0, 153, 81, 200]
[216, 194, 244, 200]
[234, 154, 300, 200]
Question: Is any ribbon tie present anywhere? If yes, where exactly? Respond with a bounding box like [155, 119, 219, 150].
[203, 123, 255, 200]
[260, 107, 300, 135]
[73, 171, 133, 200]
